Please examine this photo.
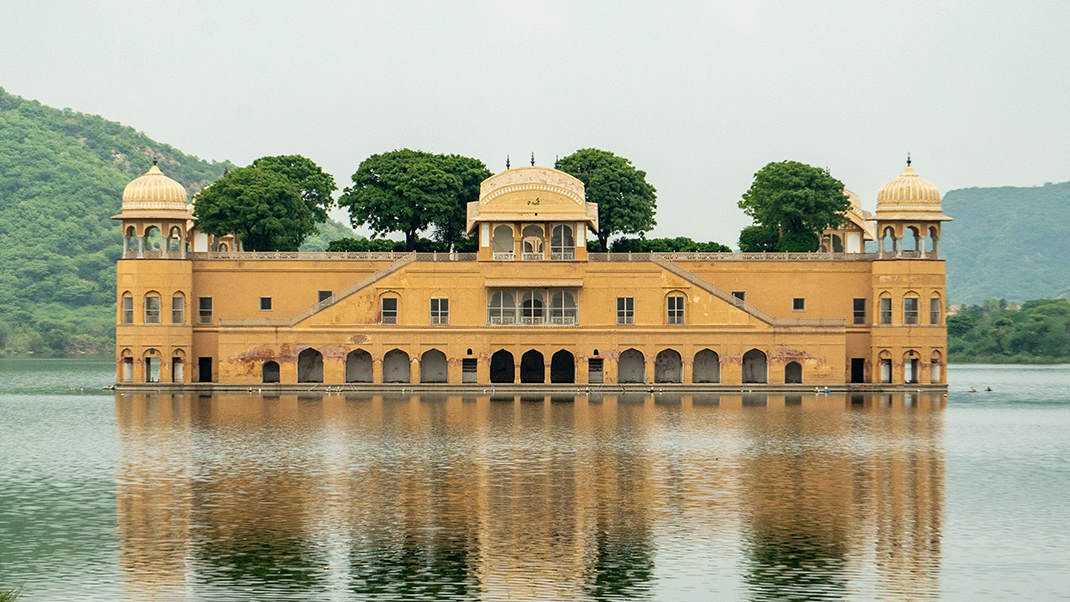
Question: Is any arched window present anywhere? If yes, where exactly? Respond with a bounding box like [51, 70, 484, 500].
[550, 291, 577, 325]
[297, 348, 323, 383]
[550, 225, 574, 260]
[492, 225, 514, 259]
[121, 293, 134, 324]
[420, 349, 448, 383]
[521, 291, 544, 324]
[903, 294, 920, 325]
[929, 295, 942, 325]
[144, 292, 161, 324]
[521, 225, 544, 259]
[693, 349, 720, 383]
[654, 349, 682, 383]
[488, 291, 515, 324]
[262, 361, 280, 383]
[666, 293, 685, 324]
[879, 294, 893, 325]
[171, 293, 185, 324]
[831, 234, 843, 253]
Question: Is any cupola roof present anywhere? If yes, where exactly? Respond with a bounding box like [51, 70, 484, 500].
[112, 163, 193, 222]
[875, 164, 951, 222]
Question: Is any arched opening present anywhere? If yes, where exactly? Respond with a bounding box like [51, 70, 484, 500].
[550, 291, 577, 325]
[144, 291, 161, 324]
[345, 349, 372, 383]
[693, 349, 720, 383]
[930, 350, 943, 384]
[550, 224, 574, 260]
[521, 225, 544, 259]
[492, 225, 514, 259]
[168, 226, 183, 253]
[831, 234, 843, 253]
[171, 349, 185, 383]
[930, 295, 942, 325]
[262, 360, 280, 383]
[297, 348, 323, 383]
[617, 348, 645, 384]
[879, 351, 892, 383]
[121, 293, 134, 324]
[927, 226, 939, 257]
[124, 226, 136, 255]
[881, 227, 896, 255]
[143, 349, 160, 383]
[171, 293, 185, 324]
[521, 291, 544, 324]
[903, 226, 920, 252]
[145, 226, 163, 251]
[654, 349, 682, 383]
[490, 350, 515, 383]
[550, 350, 575, 383]
[120, 349, 133, 383]
[520, 350, 544, 383]
[846, 232, 862, 253]
[420, 349, 448, 383]
[904, 351, 920, 384]
[742, 349, 767, 384]
[785, 361, 803, 384]
[382, 349, 411, 383]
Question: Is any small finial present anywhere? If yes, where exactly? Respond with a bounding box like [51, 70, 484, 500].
[530, 152, 535, 166]
[506, 155, 511, 169]
[906, 152, 911, 167]
[824, 166, 830, 177]
[152, 156, 158, 166]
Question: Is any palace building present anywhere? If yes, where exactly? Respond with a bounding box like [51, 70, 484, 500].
[113, 162, 950, 388]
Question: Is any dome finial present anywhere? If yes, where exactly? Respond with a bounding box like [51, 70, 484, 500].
[506, 155, 511, 169]
[906, 152, 911, 167]
[530, 152, 535, 166]
[152, 155, 158, 166]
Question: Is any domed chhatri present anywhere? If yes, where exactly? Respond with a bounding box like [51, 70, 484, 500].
[875, 165, 950, 221]
[121, 164, 190, 212]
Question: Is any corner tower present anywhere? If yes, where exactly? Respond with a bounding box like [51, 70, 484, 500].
[874, 160, 951, 259]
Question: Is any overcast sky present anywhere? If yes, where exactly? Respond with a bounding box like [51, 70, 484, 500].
[2, 1, 1067, 245]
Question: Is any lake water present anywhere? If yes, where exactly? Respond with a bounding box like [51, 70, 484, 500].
[1, 360, 1068, 601]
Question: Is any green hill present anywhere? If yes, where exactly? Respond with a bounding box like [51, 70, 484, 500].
[941, 181, 1070, 305]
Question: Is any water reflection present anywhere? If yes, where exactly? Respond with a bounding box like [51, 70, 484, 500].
[115, 392, 945, 601]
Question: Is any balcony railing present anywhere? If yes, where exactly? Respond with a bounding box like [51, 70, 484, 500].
[488, 313, 578, 326]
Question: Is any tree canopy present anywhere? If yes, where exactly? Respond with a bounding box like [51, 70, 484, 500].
[737, 160, 849, 252]
[605, 236, 731, 253]
[948, 298, 1070, 363]
[250, 154, 337, 223]
[194, 167, 316, 251]
[339, 149, 489, 251]
[555, 149, 657, 251]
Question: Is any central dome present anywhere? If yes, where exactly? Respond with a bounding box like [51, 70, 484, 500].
[121, 164, 189, 212]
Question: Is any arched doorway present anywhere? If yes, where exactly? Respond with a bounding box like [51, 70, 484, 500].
[345, 349, 372, 383]
[550, 350, 575, 383]
[617, 348, 645, 384]
[490, 350, 514, 383]
[654, 349, 682, 383]
[520, 350, 544, 383]
[930, 350, 943, 383]
[742, 349, 767, 383]
[693, 349, 720, 383]
[382, 349, 411, 383]
[904, 351, 920, 384]
[880, 351, 893, 383]
[492, 225, 514, 259]
[420, 349, 448, 383]
[297, 348, 323, 383]
[262, 360, 280, 383]
[785, 361, 802, 384]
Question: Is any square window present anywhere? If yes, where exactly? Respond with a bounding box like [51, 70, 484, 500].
[318, 290, 332, 303]
[879, 297, 892, 325]
[792, 298, 805, 311]
[260, 297, 272, 311]
[430, 298, 449, 325]
[667, 295, 685, 324]
[381, 297, 398, 324]
[198, 297, 213, 324]
[853, 298, 866, 325]
[617, 297, 634, 325]
[732, 291, 746, 302]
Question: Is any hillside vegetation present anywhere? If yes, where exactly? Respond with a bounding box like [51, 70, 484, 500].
[948, 298, 1070, 363]
[942, 181, 1070, 305]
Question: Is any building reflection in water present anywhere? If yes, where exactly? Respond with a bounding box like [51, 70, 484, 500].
[115, 391, 945, 601]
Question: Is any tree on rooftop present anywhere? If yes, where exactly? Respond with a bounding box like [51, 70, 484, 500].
[555, 148, 657, 252]
[194, 166, 316, 252]
[250, 154, 337, 223]
[737, 160, 850, 252]
[339, 149, 489, 251]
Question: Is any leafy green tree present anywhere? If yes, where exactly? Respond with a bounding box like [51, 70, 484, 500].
[737, 160, 850, 252]
[250, 155, 337, 222]
[339, 150, 489, 251]
[737, 224, 779, 252]
[609, 236, 731, 253]
[194, 167, 316, 251]
[555, 149, 657, 251]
